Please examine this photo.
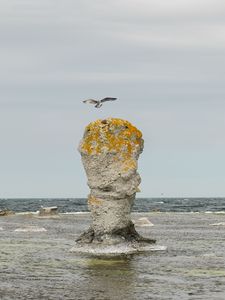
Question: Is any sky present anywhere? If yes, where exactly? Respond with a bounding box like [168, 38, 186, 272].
[0, 0, 225, 198]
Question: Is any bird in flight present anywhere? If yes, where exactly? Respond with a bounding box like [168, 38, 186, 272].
[83, 97, 117, 108]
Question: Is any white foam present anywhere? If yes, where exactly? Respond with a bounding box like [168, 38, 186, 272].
[205, 211, 225, 214]
[62, 212, 90, 215]
[210, 222, 225, 226]
[15, 226, 47, 232]
[16, 211, 39, 216]
[133, 217, 154, 227]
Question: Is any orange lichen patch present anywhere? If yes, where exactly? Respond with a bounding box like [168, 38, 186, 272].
[81, 118, 143, 158]
[121, 158, 137, 172]
[88, 195, 103, 206]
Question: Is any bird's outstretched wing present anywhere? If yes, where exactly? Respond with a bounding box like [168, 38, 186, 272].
[100, 97, 117, 103]
[83, 99, 98, 105]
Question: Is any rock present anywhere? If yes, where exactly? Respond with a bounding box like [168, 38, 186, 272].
[134, 217, 154, 227]
[70, 244, 167, 256]
[38, 206, 58, 217]
[0, 209, 15, 216]
[0, 227, 3, 230]
[76, 118, 156, 249]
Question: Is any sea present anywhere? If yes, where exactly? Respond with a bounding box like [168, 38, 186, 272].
[0, 197, 225, 213]
[1, 198, 225, 299]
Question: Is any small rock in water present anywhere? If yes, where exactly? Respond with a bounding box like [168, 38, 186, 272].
[134, 217, 154, 227]
[0, 227, 3, 230]
[210, 222, 225, 226]
[15, 226, 47, 232]
[38, 206, 58, 217]
[0, 209, 15, 216]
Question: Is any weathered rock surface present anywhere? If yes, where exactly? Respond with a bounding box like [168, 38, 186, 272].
[76, 118, 155, 249]
[38, 206, 58, 217]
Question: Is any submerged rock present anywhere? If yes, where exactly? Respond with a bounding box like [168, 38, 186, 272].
[0, 209, 15, 216]
[70, 243, 166, 256]
[74, 118, 155, 253]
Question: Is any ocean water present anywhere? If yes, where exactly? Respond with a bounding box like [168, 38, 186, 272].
[1, 212, 225, 299]
[1, 199, 225, 299]
[0, 197, 225, 213]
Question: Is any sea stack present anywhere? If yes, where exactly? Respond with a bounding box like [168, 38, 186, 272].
[73, 118, 156, 255]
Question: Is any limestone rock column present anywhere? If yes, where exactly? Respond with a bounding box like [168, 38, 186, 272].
[77, 118, 155, 245]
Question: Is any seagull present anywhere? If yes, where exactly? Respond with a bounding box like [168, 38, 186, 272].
[83, 97, 117, 108]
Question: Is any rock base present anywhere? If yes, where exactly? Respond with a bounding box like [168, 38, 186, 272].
[76, 221, 156, 244]
[70, 242, 167, 256]
[73, 221, 160, 256]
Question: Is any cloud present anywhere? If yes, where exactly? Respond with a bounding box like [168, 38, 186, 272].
[1, 0, 225, 87]
[0, 0, 225, 196]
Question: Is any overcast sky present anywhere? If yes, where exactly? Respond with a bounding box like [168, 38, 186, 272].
[1, 0, 225, 198]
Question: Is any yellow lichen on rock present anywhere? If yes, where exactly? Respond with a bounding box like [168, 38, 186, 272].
[76, 118, 149, 248]
[80, 118, 143, 159]
[88, 195, 103, 206]
[121, 158, 137, 172]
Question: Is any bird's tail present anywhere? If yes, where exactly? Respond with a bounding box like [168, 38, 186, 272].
[95, 103, 102, 108]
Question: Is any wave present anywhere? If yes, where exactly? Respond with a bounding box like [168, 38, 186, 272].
[1, 198, 225, 213]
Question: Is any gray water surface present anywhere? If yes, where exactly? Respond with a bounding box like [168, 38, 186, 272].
[1, 212, 225, 300]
